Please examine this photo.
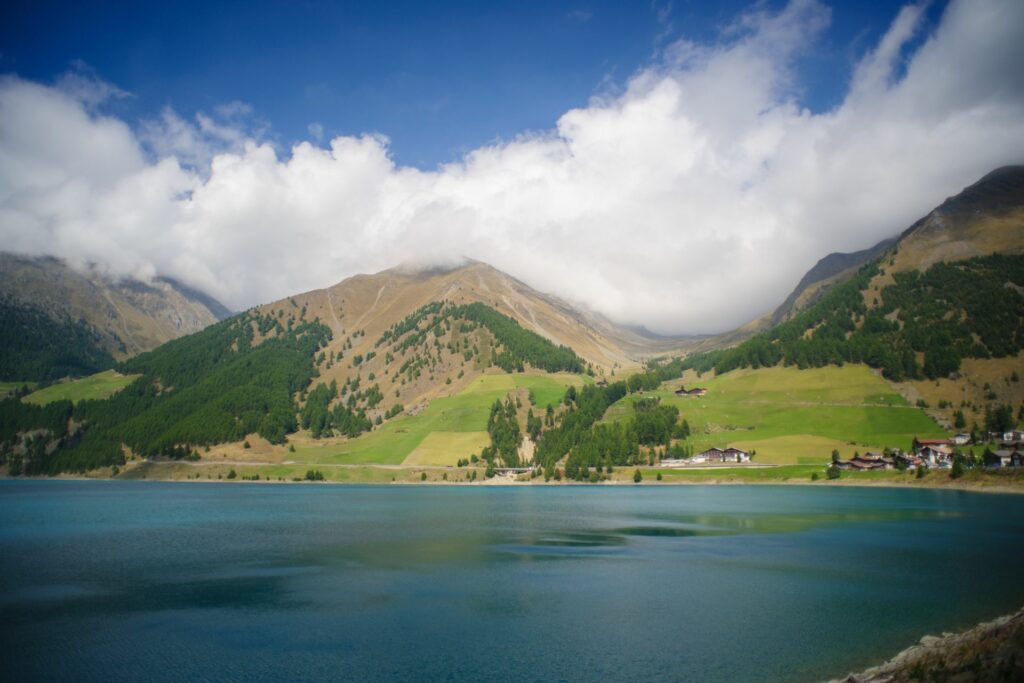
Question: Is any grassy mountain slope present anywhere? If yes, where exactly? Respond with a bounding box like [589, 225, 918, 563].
[0, 253, 231, 375]
[602, 365, 945, 465]
[685, 167, 1024, 429]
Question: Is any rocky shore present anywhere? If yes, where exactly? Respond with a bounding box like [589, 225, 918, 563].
[832, 607, 1024, 682]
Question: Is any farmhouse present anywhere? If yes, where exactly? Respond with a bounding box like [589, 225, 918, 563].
[697, 447, 750, 463]
[895, 452, 925, 470]
[917, 445, 953, 468]
[836, 452, 895, 470]
[985, 449, 1024, 469]
[1003, 429, 1024, 443]
[674, 387, 707, 397]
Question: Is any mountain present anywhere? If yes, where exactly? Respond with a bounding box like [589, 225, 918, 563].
[0, 253, 231, 380]
[250, 260, 701, 413]
[769, 166, 1024, 327]
[686, 166, 1024, 429]
[1, 258, 695, 474]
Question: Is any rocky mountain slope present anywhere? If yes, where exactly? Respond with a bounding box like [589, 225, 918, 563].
[0, 253, 231, 373]
[765, 166, 1024, 328]
[248, 260, 703, 418]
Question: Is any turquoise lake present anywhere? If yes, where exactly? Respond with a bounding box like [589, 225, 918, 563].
[2, 481, 1023, 681]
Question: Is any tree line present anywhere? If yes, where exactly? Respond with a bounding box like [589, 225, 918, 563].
[683, 254, 1023, 381]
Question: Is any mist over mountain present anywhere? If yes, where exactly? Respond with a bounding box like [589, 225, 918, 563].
[2, 0, 1023, 335]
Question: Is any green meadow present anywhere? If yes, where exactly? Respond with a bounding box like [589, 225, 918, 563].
[605, 365, 947, 465]
[23, 370, 139, 405]
[289, 372, 589, 466]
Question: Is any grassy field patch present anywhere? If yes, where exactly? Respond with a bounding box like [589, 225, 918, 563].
[289, 372, 586, 465]
[402, 431, 491, 466]
[606, 365, 946, 465]
[23, 370, 138, 405]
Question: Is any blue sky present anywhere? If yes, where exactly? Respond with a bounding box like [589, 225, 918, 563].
[4, 0, 1021, 333]
[1, 0, 942, 169]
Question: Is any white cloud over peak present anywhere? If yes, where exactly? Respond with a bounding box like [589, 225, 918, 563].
[1, 0, 1023, 334]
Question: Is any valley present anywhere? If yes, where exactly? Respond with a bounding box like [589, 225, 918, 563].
[1, 168, 1022, 490]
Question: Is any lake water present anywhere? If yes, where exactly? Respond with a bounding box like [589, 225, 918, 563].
[2, 481, 1024, 682]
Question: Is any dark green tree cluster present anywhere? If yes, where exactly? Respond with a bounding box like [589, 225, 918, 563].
[0, 398, 74, 475]
[482, 396, 521, 466]
[533, 381, 628, 468]
[684, 254, 1024, 381]
[984, 404, 1016, 435]
[0, 298, 116, 382]
[6, 311, 332, 475]
[564, 421, 642, 479]
[375, 301, 585, 375]
[451, 303, 584, 373]
[300, 379, 373, 439]
[631, 398, 680, 446]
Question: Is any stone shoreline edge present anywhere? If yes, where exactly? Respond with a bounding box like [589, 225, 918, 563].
[830, 606, 1024, 682]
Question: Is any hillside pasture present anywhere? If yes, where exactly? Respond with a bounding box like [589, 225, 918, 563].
[604, 365, 946, 464]
[23, 370, 139, 405]
[287, 372, 588, 465]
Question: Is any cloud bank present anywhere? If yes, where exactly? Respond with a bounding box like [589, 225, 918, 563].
[2, 0, 1023, 334]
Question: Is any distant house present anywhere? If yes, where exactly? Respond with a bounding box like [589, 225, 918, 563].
[596, 379, 609, 387]
[696, 447, 749, 463]
[836, 452, 894, 471]
[895, 452, 924, 470]
[699, 447, 725, 462]
[722, 447, 750, 463]
[674, 387, 707, 397]
[952, 433, 971, 446]
[1003, 429, 1024, 443]
[985, 449, 1024, 469]
[917, 445, 953, 468]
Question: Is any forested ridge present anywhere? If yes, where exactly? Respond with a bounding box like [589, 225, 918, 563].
[1, 310, 332, 475]
[684, 254, 1024, 381]
[0, 298, 115, 382]
[375, 301, 585, 375]
[2, 299, 590, 475]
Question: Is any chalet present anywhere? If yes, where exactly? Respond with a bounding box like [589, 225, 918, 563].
[1003, 429, 1024, 443]
[894, 452, 924, 470]
[696, 447, 750, 463]
[722, 447, 751, 463]
[596, 379, 609, 388]
[836, 453, 895, 471]
[985, 449, 1024, 469]
[698, 447, 725, 462]
[917, 445, 953, 468]
[952, 433, 971, 446]
[674, 387, 707, 398]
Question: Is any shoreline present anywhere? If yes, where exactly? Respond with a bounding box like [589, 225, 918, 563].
[4, 469, 1024, 495]
[831, 606, 1024, 682]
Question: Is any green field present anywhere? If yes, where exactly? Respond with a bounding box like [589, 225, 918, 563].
[290, 372, 589, 465]
[23, 370, 139, 405]
[604, 365, 947, 464]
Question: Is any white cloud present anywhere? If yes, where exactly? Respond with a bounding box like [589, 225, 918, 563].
[1, 0, 1023, 335]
